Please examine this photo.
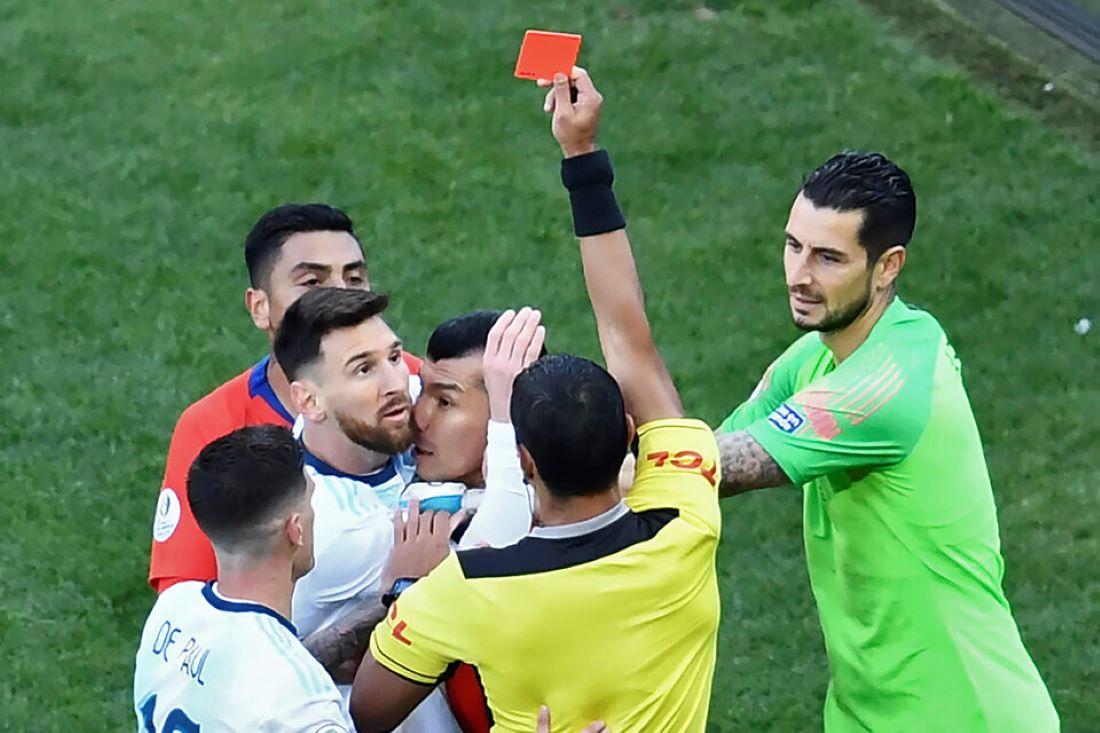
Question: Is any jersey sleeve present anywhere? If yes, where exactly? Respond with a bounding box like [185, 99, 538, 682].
[369, 555, 467, 685]
[626, 418, 721, 536]
[148, 405, 218, 591]
[459, 421, 533, 550]
[743, 338, 937, 486]
[717, 333, 819, 434]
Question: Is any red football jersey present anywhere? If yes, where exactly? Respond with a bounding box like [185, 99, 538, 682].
[148, 352, 422, 593]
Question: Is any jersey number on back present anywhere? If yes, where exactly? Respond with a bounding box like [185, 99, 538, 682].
[140, 694, 200, 733]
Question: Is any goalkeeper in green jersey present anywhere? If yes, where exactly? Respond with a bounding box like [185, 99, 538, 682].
[712, 151, 1060, 731]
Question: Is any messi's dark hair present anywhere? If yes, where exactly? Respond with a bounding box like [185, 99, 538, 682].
[274, 287, 390, 381]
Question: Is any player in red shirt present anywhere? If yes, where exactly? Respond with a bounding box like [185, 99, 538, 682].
[148, 203, 420, 593]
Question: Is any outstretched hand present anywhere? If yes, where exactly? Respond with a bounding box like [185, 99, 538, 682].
[537, 66, 603, 158]
[483, 307, 547, 423]
[380, 499, 463, 591]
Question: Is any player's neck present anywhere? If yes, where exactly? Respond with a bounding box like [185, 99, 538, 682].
[302, 423, 393, 476]
[821, 289, 895, 364]
[534, 488, 620, 527]
[266, 357, 297, 419]
[215, 557, 295, 621]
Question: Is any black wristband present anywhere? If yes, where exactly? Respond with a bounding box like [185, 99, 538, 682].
[561, 150, 626, 237]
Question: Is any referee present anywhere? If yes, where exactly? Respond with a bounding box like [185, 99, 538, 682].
[350, 73, 722, 733]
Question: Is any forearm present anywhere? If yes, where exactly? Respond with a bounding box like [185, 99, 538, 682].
[460, 421, 533, 549]
[301, 594, 387, 683]
[578, 230, 660, 374]
[568, 155, 682, 422]
[717, 430, 792, 498]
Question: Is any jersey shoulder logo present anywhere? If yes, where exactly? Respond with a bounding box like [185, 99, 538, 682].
[153, 488, 182, 542]
[767, 403, 805, 434]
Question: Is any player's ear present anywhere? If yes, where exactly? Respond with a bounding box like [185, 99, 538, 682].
[291, 380, 325, 423]
[284, 511, 304, 548]
[624, 413, 636, 451]
[875, 245, 906, 293]
[246, 287, 271, 332]
[517, 444, 538, 485]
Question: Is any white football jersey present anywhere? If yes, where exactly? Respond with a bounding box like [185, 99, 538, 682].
[292, 449, 416, 639]
[292, 448, 460, 733]
[133, 581, 351, 733]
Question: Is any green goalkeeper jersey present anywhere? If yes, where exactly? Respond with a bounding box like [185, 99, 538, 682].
[718, 297, 1058, 732]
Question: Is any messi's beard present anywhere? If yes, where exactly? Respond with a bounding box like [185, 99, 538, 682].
[335, 408, 415, 456]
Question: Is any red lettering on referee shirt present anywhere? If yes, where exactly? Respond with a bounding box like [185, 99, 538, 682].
[646, 450, 717, 486]
[671, 451, 703, 469]
[392, 621, 413, 646]
[646, 451, 670, 467]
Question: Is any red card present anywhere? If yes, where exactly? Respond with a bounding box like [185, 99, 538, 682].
[513, 30, 582, 81]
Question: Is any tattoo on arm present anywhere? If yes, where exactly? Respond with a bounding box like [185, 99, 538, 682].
[717, 431, 790, 498]
[301, 593, 386, 684]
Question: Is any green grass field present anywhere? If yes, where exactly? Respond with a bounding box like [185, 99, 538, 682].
[2, 0, 1098, 730]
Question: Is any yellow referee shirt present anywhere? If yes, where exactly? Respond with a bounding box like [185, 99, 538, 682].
[369, 418, 721, 733]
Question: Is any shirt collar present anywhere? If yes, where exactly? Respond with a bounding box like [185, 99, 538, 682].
[201, 581, 297, 635]
[248, 355, 295, 425]
[530, 501, 630, 539]
[301, 444, 399, 487]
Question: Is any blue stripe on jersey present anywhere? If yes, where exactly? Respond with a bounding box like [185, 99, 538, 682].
[256, 615, 326, 697]
[247, 355, 296, 424]
[201, 581, 297, 636]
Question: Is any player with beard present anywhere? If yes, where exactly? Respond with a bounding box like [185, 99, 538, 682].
[710, 152, 1058, 731]
[271, 286, 460, 732]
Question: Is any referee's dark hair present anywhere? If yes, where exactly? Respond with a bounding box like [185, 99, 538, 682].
[427, 309, 549, 370]
[188, 425, 306, 555]
[511, 354, 628, 498]
[244, 203, 359, 289]
[800, 151, 916, 263]
[274, 287, 390, 382]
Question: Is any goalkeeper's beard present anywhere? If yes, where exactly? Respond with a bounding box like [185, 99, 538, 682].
[335, 407, 415, 456]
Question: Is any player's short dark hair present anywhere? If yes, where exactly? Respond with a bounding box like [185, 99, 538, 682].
[244, 203, 359, 288]
[511, 355, 627, 498]
[274, 287, 390, 381]
[800, 151, 917, 262]
[188, 425, 306, 554]
[427, 309, 550, 364]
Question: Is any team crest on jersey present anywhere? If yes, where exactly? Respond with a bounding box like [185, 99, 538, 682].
[767, 403, 805, 434]
[152, 488, 182, 542]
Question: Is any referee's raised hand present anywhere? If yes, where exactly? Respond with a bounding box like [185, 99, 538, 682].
[536, 705, 608, 733]
[538, 66, 603, 158]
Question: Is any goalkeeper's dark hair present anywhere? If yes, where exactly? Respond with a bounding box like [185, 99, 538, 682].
[511, 355, 627, 498]
[800, 151, 916, 263]
[188, 425, 306, 555]
[274, 287, 390, 381]
[244, 203, 360, 288]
